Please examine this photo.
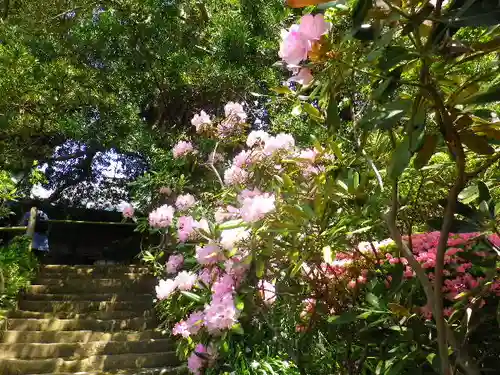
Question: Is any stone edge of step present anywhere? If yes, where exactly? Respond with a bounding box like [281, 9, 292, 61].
[20, 366, 187, 375]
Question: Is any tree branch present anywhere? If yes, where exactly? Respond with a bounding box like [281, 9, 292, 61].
[2, 0, 9, 20]
[426, 82, 466, 375]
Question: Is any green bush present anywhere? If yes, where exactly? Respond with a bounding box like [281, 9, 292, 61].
[0, 236, 38, 310]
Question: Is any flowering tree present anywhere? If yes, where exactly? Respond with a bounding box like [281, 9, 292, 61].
[125, 1, 500, 374]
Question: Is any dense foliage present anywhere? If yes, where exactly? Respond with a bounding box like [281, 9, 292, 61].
[0, 236, 37, 311]
[124, 1, 500, 375]
[0, 0, 289, 206]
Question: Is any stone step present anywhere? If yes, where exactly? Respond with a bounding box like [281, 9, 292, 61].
[0, 339, 175, 359]
[18, 300, 153, 313]
[6, 317, 154, 331]
[24, 367, 187, 375]
[8, 310, 154, 320]
[23, 293, 153, 302]
[0, 329, 164, 344]
[29, 278, 156, 294]
[0, 351, 179, 374]
[39, 265, 150, 278]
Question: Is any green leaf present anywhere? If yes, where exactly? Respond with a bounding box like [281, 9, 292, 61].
[427, 218, 480, 233]
[366, 292, 380, 308]
[360, 99, 412, 130]
[218, 220, 245, 230]
[271, 86, 293, 95]
[414, 134, 438, 169]
[256, 258, 265, 278]
[447, 3, 500, 27]
[462, 84, 500, 105]
[180, 291, 202, 302]
[303, 103, 322, 120]
[438, 199, 479, 220]
[388, 137, 411, 180]
[460, 130, 495, 155]
[377, 46, 417, 71]
[352, 0, 372, 30]
[231, 323, 244, 335]
[326, 96, 341, 131]
[328, 311, 358, 325]
[477, 181, 491, 204]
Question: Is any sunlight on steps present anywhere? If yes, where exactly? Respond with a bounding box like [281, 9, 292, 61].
[0, 265, 185, 375]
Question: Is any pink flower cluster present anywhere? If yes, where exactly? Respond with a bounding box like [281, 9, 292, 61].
[166, 254, 184, 274]
[121, 203, 134, 219]
[177, 216, 208, 243]
[155, 271, 197, 300]
[175, 194, 196, 211]
[172, 140, 195, 158]
[239, 191, 276, 223]
[187, 344, 208, 375]
[149, 204, 175, 228]
[279, 14, 331, 84]
[191, 110, 211, 133]
[216, 102, 247, 138]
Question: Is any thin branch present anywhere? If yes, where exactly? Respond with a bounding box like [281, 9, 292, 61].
[207, 142, 224, 188]
[427, 82, 466, 375]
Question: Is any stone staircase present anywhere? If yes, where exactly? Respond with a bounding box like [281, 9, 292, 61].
[0, 265, 183, 375]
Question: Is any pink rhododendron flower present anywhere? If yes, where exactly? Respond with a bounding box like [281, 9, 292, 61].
[224, 101, 247, 122]
[237, 188, 262, 204]
[187, 344, 207, 375]
[289, 68, 313, 85]
[279, 25, 310, 65]
[214, 205, 240, 223]
[204, 293, 239, 333]
[220, 227, 250, 250]
[191, 110, 211, 132]
[194, 218, 210, 233]
[247, 130, 270, 148]
[172, 140, 194, 158]
[175, 194, 196, 211]
[240, 193, 276, 223]
[198, 267, 220, 287]
[297, 148, 318, 163]
[155, 279, 177, 300]
[172, 320, 190, 338]
[258, 280, 276, 305]
[263, 133, 295, 154]
[196, 243, 223, 265]
[224, 165, 249, 185]
[298, 14, 330, 41]
[174, 271, 197, 291]
[420, 305, 433, 320]
[166, 254, 184, 274]
[149, 204, 175, 228]
[347, 279, 357, 289]
[186, 311, 204, 335]
[224, 258, 249, 287]
[177, 216, 196, 242]
[232, 150, 252, 168]
[122, 203, 134, 219]
[212, 274, 235, 298]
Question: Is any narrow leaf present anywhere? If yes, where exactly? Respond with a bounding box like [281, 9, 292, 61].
[462, 84, 500, 105]
[328, 311, 358, 325]
[352, 0, 372, 30]
[414, 134, 438, 169]
[460, 130, 495, 155]
[388, 137, 411, 180]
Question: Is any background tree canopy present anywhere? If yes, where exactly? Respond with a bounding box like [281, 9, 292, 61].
[0, 0, 291, 207]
